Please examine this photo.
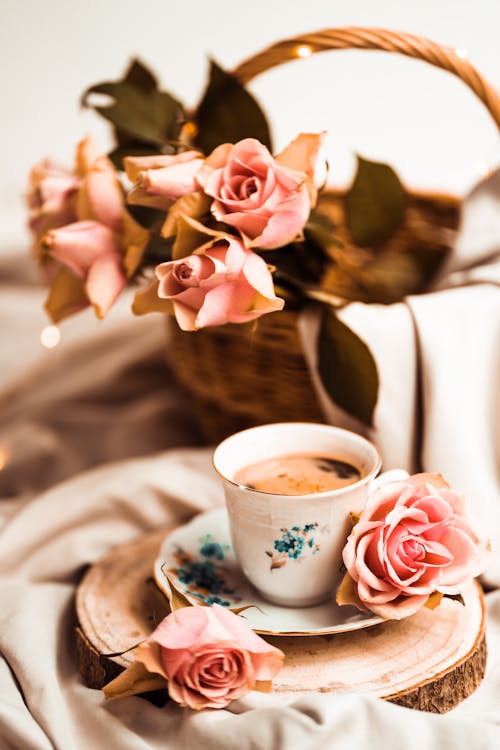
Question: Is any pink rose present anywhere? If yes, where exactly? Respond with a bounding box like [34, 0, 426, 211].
[154, 235, 284, 330]
[337, 473, 489, 620]
[196, 135, 323, 249]
[136, 604, 284, 709]
[43, 220, 127, 319]
[125, 151, 204, 210]
[37, 137, 148, 321]
[27, 160, 80, 238]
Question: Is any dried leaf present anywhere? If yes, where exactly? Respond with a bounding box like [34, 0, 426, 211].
[346, 156, 406, 247]
[161, 571, 194, 611]
[161, 192, 211, 238]
[424, 591, 444, 610]
[103, 659, 167, 701]
[336, 571, 365, 611]
[171, 215, 227, 260]
[132, 281, 174, 316]
[44, 267, 88, 322]
[194, 60, 272, 155]
[230, 604, 262, 616]
[122, 211, 151, 278]
[317, 308, 379, 427]
[349, 511, 361, 527]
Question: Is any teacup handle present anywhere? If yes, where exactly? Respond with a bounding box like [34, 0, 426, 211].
[371, 469, 410, 491]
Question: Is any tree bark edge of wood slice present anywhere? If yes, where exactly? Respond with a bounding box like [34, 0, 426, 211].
[75, 529, 487, 713]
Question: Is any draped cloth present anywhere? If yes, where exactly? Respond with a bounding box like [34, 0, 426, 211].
[0, 172, 499, 748]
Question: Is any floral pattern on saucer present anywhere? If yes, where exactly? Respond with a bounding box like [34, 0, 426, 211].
[266, 523, 320, 570]
[155, 508, 383, 636]
[166, 533, 241, 607]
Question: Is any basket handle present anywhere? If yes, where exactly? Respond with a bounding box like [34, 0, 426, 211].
[232, 27, 500, 131]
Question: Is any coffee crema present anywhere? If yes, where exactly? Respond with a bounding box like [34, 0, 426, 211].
[234, 452, 362, 495]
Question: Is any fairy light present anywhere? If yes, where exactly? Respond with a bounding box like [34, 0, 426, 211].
[40, 325, 61, 349]
[455, 48, 469, 60]
[294, 45, 313, 59]
[476, 162, 492, 178]
[182, 121, 199, 140]
[0, 447, 8, 471]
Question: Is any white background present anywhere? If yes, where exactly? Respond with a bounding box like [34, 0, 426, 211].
[2, 0, 500, 254]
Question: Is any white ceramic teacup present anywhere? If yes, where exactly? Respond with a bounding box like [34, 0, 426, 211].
[213, 422, 385, 608]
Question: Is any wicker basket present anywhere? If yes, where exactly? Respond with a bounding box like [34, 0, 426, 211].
[167, 27, 500, 444]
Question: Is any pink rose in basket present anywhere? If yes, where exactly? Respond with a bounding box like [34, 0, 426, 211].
[154, 235, 284, 330]
[135, 604, 284, 709]
[125, 151, 204, 210]
[33, 137, 148, 321]
[196, 133, 325, 249]
[337, 473, 489, 620]
[27, 160, 80, 239]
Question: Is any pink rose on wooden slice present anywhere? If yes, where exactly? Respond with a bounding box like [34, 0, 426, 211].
[149, 235, 284, 330]
[196, 133, 325, 249]
[337, 473, 489, 620]
[125, 151, 204, 210]
[39, 136, 148, 321]
[134, 604, 284, 709]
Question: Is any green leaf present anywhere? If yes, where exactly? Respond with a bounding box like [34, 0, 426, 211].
[142, 232, 174, 264]
[260, 238, 327, 289]
[345, 156, 406, 247]
[194, 60, 272, 154]
[123, 58, 158, 92]
[350, 245, 449, 305]
[82, 60, 185, 147]
[304, 210, 342, 250]
[317, 308, 379, 426]
[126, 205, 166, 232]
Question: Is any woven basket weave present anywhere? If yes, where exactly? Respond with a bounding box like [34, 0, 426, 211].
[167, 27, 500, 443]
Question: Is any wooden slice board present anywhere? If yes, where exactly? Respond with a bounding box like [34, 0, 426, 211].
[76, 529, 486, 713]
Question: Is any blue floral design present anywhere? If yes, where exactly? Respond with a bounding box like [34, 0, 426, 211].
[170, 536, 239, 607]
[274, 531, 305, 559]
[267, 523, 320, 570]
[199, 534, 227, 561]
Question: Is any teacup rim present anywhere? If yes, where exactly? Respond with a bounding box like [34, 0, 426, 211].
[212, 421, 382, 499]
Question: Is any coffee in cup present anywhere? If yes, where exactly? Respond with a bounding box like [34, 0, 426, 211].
[213, 423, 383, 608]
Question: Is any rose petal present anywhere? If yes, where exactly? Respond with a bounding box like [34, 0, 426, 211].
[248, 201, 310, 249]
[124, 151, 201, 182]
[141, 158, 204, 200]
[85, 251, 126, 319]
[77, 157, 124, 232]
[366, 593, 429, 620]
[44, 220, 119, 276]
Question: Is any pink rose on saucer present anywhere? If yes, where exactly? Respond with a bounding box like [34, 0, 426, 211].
[136, 604, 284, 709]
[197, 134, 324, 249]
[154, 235, 284, 330]
[337, 473, 489, 620]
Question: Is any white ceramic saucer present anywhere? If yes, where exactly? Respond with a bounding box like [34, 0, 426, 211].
[154, 508, 383, 636]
